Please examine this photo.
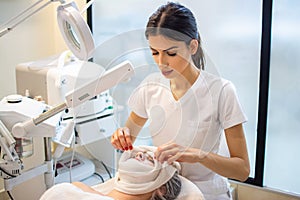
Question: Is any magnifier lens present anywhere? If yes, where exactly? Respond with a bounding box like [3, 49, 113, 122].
[65, 21, 80, 50]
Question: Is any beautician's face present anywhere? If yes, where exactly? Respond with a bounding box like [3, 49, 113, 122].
[148, 35, 193, 79]
[134, 151, 155, 166]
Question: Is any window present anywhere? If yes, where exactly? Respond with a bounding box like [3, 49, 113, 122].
[265, 0, 300, 194]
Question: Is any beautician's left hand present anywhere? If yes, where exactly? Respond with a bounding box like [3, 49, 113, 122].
[155, 142, 208, 164]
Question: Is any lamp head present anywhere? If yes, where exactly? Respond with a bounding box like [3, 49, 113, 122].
[57, 2, 95, 60]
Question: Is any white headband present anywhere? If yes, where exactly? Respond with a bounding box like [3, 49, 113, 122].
[114, 145, 181, 195]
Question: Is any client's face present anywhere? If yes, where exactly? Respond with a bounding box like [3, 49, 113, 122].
[133, 151, 155, 166]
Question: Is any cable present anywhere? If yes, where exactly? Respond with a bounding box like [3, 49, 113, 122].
[7, 190, 14, 200]
[67, 118, 77, 183]
[53, 158, 58, 182]
[0, 166, 17, 178]
[100, 161, 112, 179]
[92, 172, 104, 183]
[68, 138, 76, 183]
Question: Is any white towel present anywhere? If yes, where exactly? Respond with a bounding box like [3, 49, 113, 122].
[114, 145, 181, 195]
[39, 182, 114, 200]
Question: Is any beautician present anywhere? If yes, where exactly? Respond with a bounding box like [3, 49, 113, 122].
[111, 2, 250, 200]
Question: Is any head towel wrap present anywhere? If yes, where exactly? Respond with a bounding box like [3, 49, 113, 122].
[114, 145, 181, 195]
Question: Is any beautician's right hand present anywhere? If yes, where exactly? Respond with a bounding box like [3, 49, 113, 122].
[111, 127, 133, 151]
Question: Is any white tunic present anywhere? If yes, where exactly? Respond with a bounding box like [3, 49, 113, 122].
[128, 70, 247, 199]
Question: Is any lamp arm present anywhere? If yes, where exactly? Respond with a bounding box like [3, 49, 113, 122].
[12, 61, 134, 138]
[0, 0, 65, 38]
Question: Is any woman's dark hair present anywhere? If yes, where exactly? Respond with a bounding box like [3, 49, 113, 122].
[151, 171, 182, 200]
[145, 2, 205, 70]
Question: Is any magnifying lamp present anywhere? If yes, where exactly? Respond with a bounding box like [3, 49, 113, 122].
[57, 2, 95, 60]
[0, 0, 95, 60]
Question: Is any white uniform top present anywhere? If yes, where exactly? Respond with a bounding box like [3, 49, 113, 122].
[128, 70, 247, 200]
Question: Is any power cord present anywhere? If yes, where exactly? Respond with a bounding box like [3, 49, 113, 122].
[68, 137, 76, 183]
[7, 190, 14, 200]
[100, 161, 112, 179]
[0, 166, 18, 178]
[92, 172, 105, 183]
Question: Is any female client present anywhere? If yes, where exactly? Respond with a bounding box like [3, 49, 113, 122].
[39, 146, 183, 200]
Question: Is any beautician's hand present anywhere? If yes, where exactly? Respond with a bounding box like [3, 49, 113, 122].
[155, 142, 208, 164]
[111, 127, 133, 151]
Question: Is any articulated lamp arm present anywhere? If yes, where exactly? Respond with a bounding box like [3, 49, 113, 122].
[12, 60, 135, 138]
[0, 0, 65, 37]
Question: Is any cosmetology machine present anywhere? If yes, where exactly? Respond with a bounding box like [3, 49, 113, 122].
[15, 53, 127, 182]
[0, 0, 135, 198]
[0, 58, 134, 194]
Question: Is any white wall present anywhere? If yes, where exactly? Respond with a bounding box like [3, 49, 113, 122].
[1, 1, 53, 98]
[0, 0, 85, 199]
